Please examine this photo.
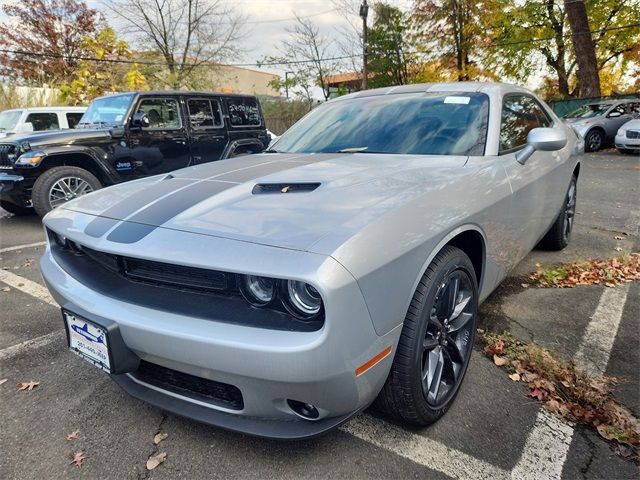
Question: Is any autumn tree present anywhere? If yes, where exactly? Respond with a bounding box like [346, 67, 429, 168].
[60, 27, 149, 105]
[0, 0, 100, 85]
[106, 0, 244, 89]
[367, 3, 413, 88]
[564, 0, 600, 97]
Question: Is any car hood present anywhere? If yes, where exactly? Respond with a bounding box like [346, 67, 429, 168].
[621, 119, 640, 130]
[5, 128, 112, 147]
[61, 152, 468, 252]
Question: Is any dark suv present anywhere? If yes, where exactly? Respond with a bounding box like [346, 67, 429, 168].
[0, 91, 269, 216]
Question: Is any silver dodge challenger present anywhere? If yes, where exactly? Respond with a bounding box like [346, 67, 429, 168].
[40, 82, 582, 439]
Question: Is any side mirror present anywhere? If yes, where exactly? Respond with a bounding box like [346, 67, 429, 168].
[516, 127, 567, 165]
[607, 111, 622, 118]
[131, 112, 150, 128]
[18, 122, 34, 133]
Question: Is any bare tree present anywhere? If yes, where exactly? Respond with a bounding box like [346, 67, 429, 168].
[563, 0, 601, 97]
[105, 0, 245, 88]
[277, 15, 341, 101]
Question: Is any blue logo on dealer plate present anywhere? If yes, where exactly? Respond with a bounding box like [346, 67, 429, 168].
[71, 323, 105, 345]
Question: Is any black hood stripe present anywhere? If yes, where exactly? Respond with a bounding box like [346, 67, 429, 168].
[85, 217, 119, 238]
[106, 180, 233, 243]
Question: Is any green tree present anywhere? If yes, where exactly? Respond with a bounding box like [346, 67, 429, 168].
[367, 3, 413, 88]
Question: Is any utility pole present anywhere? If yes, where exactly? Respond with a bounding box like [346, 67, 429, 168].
[360, 0, 369, 90]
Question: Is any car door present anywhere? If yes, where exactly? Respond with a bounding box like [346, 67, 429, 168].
[128, 96, 191, 176]
[185, 97, 226, 164]
[499, 94, 568, 256]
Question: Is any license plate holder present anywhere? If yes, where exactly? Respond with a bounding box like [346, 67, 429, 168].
[63, 309, 112, 373]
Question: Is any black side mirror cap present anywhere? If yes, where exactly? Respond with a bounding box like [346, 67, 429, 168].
[131, 112, 150, 128]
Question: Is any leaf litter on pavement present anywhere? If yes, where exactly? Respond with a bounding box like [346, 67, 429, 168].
[528, 253, 640, 288]
[70, 451, 86, 468]
[17, 380, 40, 391]
[483, 332, 639, 464]
[66, 429, 80, 441]
[146, 452, 167, 470]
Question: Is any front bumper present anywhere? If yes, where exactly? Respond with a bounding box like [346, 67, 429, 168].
[40, 232, 401, 439]
[0, 172, 30, 206]
[615, 134, 640, 151]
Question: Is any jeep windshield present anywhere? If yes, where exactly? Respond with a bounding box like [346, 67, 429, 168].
[0, 110, 22, 132]
[78, 93, 135, 128]
[270, 92, 489, 156]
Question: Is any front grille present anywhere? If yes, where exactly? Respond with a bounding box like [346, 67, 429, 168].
[627, 130, 640, 139]
[0, 143, 17, 169]
[132, 360, 244, 410]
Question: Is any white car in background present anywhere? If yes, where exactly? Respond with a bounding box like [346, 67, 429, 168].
[0, 107, 87, 138]
[615, 118, 640, 154]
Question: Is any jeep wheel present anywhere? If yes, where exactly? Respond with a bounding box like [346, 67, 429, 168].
[374, 246, 478, 426]
[0, 200, 35, 216]
[32, 166, 102, 217]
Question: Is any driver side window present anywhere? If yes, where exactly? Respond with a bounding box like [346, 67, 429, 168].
[137, 98, 181, 129]
[500, 95, 551, 153]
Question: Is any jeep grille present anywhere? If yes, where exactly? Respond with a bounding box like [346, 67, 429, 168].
[0, 143, 17, 169]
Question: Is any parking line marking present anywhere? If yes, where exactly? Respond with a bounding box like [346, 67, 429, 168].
[341, 415, 509, 480]
[511, 283, 631, 479]
[574, 283, 632, 376]
[0, 269, 56, 306]
[0, 241, 47, 253]
[0, 331, 64, 361]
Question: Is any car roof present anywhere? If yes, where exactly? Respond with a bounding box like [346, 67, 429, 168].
[585, 99, 634, 106]
[93, 91, 258, 101]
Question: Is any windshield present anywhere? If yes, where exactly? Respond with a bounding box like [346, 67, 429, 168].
[78, 94, 135, 127]
[564, 103, 611, 119]
[0, 110, 23, 131]
[272, 92, 489, 156]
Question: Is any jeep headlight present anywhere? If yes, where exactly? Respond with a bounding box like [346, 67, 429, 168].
[15, 150, 46, 167]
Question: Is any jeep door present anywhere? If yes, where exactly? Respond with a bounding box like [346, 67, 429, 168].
[129, 96, 191, 176]
[185, 97, 227, 164]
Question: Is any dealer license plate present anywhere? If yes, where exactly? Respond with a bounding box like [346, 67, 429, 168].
[63, 310, 111, 373]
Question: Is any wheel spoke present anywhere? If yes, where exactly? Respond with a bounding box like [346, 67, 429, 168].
[445, 336, 465, 365]
[423, 335, 439, 350]
[426, 348, 444, 402]
[446, 277, 460, 319]
[448, 311, 473, 333]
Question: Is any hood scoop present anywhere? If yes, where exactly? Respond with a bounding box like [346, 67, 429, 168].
[252, 182, 321, 195]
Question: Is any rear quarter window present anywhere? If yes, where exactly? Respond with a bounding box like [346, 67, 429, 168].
[226, 97, 262, 127]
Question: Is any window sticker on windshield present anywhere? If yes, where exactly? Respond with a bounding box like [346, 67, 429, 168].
[115, 115, 123, 121]
[444, 96, 471, 105]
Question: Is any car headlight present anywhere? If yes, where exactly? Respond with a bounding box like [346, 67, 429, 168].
[618, 128, 626, 136]
[15, 150, 46, 167]
[239, 275, 276, 306]
[285, 280, 322, 318]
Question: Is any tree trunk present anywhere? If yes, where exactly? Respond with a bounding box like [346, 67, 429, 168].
[564, 0, 600, 97]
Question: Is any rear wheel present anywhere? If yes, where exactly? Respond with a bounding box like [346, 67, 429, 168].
[32, 166, 102, 217]
[538, 175, 577, 251]
[374, 246, 478, 425]
[0, 200, 34, 216]
[585, 129, 604, 152]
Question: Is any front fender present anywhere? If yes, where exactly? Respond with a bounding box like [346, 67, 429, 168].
[37, 145, 119, 184]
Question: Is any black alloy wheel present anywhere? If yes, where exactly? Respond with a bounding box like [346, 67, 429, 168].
[585, 129, 604, 152]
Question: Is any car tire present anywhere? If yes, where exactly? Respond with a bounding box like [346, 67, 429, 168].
[584, 129, 604, 152]
[0, 200, 35, 216]
[374, 245, 478, 426]
[538, 174, 577, 251]
[32, 166, 102, 217]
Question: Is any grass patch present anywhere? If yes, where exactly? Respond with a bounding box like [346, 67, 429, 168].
[483, 332, 639, 463]
[528, 253, 640, 288]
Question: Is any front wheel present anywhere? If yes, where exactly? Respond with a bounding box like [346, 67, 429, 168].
[32, 166, 102, 217]
[585, 129, 604, 152]
[374, 246, 478, 426]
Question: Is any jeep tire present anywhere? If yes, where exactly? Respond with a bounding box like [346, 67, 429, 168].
[32, 166, 102, 217]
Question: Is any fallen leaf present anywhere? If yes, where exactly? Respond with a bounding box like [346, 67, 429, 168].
[613, 247, 623, 252]
[614, 235, 624, 240]
[66, 429, 80, 441]
[0, 378, 8, 385]
[70, 451, 86, 468]
[528, 387, 548, 401]
[281, 186, 290, 193]
[1, 287, 9, 292]
[17, 380, 40, 391]
[493, 355, 507, 366]
[509, 373, 521, 382]
[146, 452, 167, 470]
[153, 432, 168, 445]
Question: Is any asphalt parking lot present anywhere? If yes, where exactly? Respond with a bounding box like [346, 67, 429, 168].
[0, 150, 638, 479]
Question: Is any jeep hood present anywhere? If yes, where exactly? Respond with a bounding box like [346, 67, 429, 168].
[61, 152, 467, 252]
[8, 128, 112, 147]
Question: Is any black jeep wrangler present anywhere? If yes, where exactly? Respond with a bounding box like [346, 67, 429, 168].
[0, 91, 269, 216]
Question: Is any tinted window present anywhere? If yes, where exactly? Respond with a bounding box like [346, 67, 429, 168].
[137, 98, 181, 129]
[25, 112, 59, 131]
[66, 113, 83, 129]
[500, 95, 551, 152]
[187, 99, 222, 128]
[273, 92, 490, 156]
[227, 98, 261, 126]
